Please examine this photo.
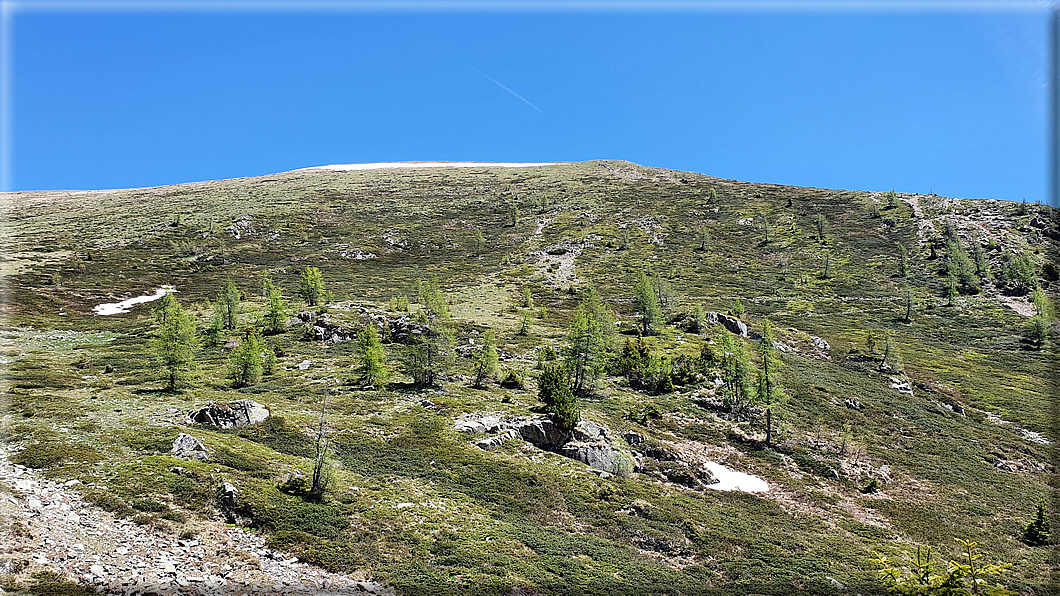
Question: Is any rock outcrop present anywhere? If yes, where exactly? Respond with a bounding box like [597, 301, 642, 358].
[456, 414, 633, 474]
[705, 312, 747, 337]
[186, 400, 270, 429]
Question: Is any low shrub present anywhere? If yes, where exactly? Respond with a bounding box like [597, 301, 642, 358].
[12, 443, 102, 469]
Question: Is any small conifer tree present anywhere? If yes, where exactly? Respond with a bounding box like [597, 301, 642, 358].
[299, 266, 331, 307]
[633, 271, 662, 336]
[1025, 498, 1051, 546]
[537, 363, 567, 409]
[229, 328, 265, 388]
[151, 294, 198, 391]
[472, 330, 499, 388]
[754, 319, 786, 447]
[552, 386, 579, 431]
[217, 280, 241, 330]
[897, 242, 909, 277]
[356, 325, 388, 387]
[261, 275, 289, 334]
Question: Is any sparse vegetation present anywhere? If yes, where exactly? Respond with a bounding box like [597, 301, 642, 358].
[4, 161, 1056, 594]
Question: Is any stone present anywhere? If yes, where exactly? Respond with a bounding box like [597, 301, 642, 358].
[187, 399, 270, 428]
[890, 377, 914, 396]
[475, 430, 518, 450]
[558, 442, 634, 475]
[516, 418, 571, 448]
[454, 419, 486, 433]
[296, 360, 312, 370]
[622, 431, 645, 446]
[219, 482, 239, 507]
[171, 433, 208, 460]
[705, 311, 747, 336]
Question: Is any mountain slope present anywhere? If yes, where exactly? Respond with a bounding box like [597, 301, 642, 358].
[1, 161, 1056, 595]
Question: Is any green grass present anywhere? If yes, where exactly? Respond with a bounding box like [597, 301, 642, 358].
[2, 161, 1056, 595]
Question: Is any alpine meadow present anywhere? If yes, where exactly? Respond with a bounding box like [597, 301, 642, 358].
[0, 160, 1056, 595]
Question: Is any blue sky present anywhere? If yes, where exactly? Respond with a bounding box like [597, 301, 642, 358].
[3, 2, 1053, 204]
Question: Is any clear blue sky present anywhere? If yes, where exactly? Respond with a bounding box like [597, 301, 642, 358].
[4, 2, 1053, 204]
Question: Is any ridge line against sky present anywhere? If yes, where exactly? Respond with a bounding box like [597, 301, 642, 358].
[1, 0, 1056, 204]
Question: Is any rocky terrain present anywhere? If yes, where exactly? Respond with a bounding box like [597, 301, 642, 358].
[0, 446, 391, 595]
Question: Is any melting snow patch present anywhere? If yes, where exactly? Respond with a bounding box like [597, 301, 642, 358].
[93, 286, 175, 316]
[703, 462, 769, 493]
[297, 161, 559, 172]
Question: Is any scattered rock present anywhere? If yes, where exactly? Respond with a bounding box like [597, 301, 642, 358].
[995, 460, 1017, 473]
[889, 377, 914, 396]
[296, 359, 312, 370]
[844, 398, 863, 411]
[0, 446, 394, 595]
[515, 418, 572, 448]
[638, 460, 716, 488]
[187, 399, 270, 429]
[170, 433, 208, 461]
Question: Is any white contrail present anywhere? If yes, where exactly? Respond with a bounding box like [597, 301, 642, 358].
[471, 67, 544, 113]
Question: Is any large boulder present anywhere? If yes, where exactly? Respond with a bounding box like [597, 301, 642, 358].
[171, 433, 208, 460]
[516, 418, 572, 448]
[459, 414, 634, 474]
[187, 399, 270, 429]
[558, 442, 634, 475]
[706, 312, 747, 337]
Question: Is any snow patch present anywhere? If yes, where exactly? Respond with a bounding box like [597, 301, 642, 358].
[92, 286, 175, 316]
[703, 462, 769, 493]
[297, 161, 560, 172]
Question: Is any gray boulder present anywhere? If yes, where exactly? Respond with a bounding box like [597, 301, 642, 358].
[475, 430, 519, 450]
[706, 312, 747, 337]
[458, 414, 633, 474]
[218, 481, 239, 507]
[559, 442, 634, 475]
[171, 433, 208, 460]
[187, 399, 270, 429]
[516, 418, 571, 448]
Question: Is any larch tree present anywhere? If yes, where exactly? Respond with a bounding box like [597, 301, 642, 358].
[261, 274, 289, 335]
[299, 266, 330, 307]
[151, 293, 198, 391]
[356, 325, 388, 387]
[717, 330, 756, 419]
[754, 319, 786, 447]
[565, 287, 614, 396]
[230, 327, 265, 388]
[472, 330, 499, 388]
[633, 271, 662, 336]
[217, 280, 242, 331]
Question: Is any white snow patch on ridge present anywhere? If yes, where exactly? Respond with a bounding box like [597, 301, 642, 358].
[703, 462, 770, 493]
[93, 286, 175, 316]
[297, 161, 560, 172]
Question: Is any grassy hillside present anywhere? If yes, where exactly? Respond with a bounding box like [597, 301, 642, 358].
[1, 161, 1057, 595]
